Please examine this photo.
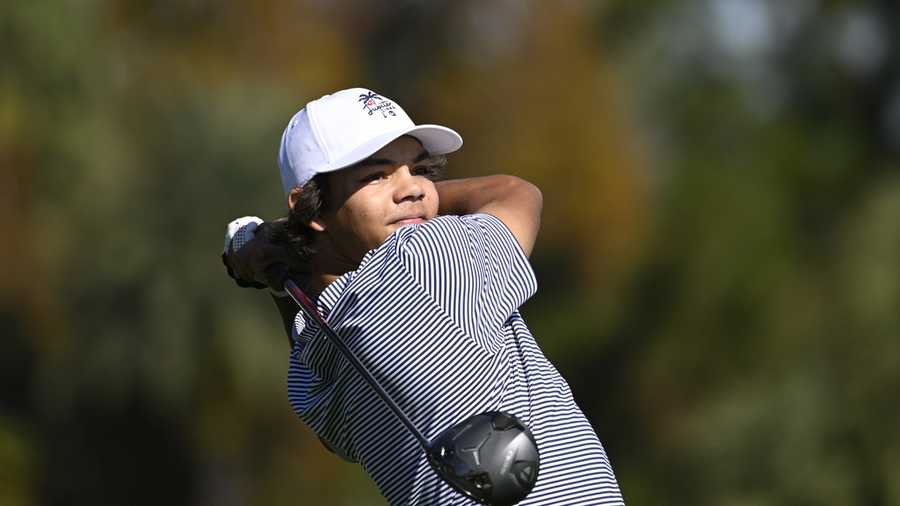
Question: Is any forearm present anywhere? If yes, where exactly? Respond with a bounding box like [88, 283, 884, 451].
[435, 175, 542, 256]
[436, 175, 538, 216]
[272, 293, 300, 347]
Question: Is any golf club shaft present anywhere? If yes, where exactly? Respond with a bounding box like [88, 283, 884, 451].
[275, 271, 432, 451]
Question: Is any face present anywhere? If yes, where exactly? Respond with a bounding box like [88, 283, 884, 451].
[315, 136, 439, 263]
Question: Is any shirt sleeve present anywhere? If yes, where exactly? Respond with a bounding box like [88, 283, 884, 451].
[395, 213, 537, 353]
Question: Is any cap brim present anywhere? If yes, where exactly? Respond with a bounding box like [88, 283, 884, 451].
[322, 124, 463, 174]
[404, 124, 464, 155]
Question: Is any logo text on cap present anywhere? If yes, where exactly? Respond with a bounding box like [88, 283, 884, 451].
[358, 92, 397, 118]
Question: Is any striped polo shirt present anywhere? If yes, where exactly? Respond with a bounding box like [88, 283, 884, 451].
[287, 214, 624, 505]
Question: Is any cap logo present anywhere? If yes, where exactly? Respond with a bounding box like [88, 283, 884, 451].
[358, 91, 397, 118]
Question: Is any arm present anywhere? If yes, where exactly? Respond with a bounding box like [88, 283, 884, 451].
[435, 175, 543, 257]
[223, 217, 302, 346]
[271, 293, 300, 346]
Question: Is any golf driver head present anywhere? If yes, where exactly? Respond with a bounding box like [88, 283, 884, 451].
[427, 411, 539, 506]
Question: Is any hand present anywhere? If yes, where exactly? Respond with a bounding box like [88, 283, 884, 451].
[223, 217, 301, 291]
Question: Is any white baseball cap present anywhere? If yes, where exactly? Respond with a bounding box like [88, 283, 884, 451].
[278, 88, 463, 196]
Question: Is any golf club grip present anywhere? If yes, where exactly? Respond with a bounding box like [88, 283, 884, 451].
[264, 263, 432, 451]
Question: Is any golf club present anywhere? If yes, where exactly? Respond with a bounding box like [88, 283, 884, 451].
[266, 263, 540, 505]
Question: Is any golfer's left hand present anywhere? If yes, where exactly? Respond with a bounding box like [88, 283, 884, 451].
[222, 216, 295, 291]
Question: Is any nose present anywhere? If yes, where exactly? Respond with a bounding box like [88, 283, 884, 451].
[393, 166, 425, 204]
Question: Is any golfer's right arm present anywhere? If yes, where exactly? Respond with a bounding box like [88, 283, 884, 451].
[435, 175, 543, 257]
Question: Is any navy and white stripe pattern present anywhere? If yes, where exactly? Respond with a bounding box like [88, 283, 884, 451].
[287, 214, 624, 505]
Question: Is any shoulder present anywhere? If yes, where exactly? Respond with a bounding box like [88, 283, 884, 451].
[348, 213, 533, 293]
[388, 213, 519, 253]
[379, 213, 535, 292]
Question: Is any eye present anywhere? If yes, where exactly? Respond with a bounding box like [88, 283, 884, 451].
[412, 165, 437, 177]
[361, 171, 386, 184]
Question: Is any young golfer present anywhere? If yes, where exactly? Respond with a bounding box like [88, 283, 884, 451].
[223, 88, 624, 505]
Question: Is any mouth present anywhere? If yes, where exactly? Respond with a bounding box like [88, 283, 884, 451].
[391, 215, 426, 226]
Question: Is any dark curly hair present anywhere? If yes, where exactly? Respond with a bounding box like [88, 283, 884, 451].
[270, 152, 448, 264]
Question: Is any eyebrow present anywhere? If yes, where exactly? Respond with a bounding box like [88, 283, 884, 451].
[352, 149, 430, 169]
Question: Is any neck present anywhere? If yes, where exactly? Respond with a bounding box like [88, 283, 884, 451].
[303, 235, 359, 299]
[302, 270, 341, 300]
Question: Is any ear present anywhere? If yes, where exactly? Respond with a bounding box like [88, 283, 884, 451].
[308, 217, 327, 232]
[289, 186, 328, 232]
[287, 187, 302, 210]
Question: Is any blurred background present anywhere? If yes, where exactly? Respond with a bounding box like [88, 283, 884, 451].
[3, 0, 899, 504]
